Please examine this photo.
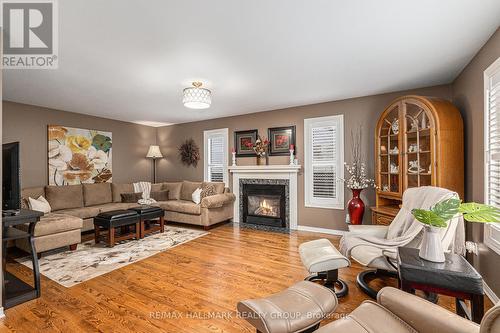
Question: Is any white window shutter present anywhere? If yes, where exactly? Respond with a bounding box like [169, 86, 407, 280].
[305, 115, 344, 209]
[484, 57, 500, 255]
[204, 128, 229, 186]
[208, 136, 224, 182]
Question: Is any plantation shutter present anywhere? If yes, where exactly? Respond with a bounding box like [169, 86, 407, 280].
[305, 115, 344, 209]
[485, 58, 500, 255]
[208, 135, 224, 182]
[204, 129, 228, 186]
[486, 65, 500, 207]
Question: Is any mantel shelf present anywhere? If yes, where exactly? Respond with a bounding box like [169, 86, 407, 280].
[228, 165, 301, 173]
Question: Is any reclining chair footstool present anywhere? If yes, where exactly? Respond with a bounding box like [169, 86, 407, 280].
[237, 281, 337, 333]
[299, 239, 350, 298]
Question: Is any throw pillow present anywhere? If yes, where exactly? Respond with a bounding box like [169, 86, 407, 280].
[28, 196, 51, 214]
[192, 188, 202, 204]
[121, 192, 143, 203]
[200, 183, 217, 200]
[151, 190, 169, 201]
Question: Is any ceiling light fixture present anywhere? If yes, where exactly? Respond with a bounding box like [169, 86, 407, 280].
[183, 81, 211, 109]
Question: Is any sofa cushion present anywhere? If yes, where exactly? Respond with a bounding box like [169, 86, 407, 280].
[151, 183, 164, 192]
[92, 203, 137, 213]
[163, 182, 182, 200]
[16, 213, 83, 237]
[160, 200, 201, 215]
[83, 183, 112, 206]
[151, 190, 169, 201]
[21, 187, 46, 209]
[200, 183, 217, 200]
[45, 185, 84, 211]
[58, 206, 101, 219]
[202, 181, 225, 195]
[112, 183, 134, 203]
[121, 192, 142, 203]
[180, 181, 202, 201]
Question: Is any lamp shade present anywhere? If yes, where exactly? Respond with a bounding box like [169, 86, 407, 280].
[146, 145, 163, 159]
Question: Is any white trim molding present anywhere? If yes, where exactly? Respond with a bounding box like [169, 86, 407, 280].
[229, 165, 300, 230]
[484, 281, 500, 305]
[297, 225, 346, 236]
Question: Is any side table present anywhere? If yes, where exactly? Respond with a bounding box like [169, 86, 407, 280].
[2, 209, 43, 309]
[397, 247, 484, 324]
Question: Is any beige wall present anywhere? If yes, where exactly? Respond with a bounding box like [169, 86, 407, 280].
[157, 85, 452, 230]
[2, 101, 157, 188]
[452, 27, 500, 295]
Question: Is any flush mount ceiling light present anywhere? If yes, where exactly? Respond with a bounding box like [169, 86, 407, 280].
[182, 81, 212, 109]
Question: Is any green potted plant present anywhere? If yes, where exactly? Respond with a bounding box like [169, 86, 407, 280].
[412, 198, 500, 262]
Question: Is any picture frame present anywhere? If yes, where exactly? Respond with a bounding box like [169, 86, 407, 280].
[268, 126, 296, 156]
[234, 129, 258, 157]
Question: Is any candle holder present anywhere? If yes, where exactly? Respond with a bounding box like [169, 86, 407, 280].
[289, 149, 294, 165]
[232, 151, 236, 166]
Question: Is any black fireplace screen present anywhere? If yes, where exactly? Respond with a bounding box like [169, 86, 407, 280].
[242, 183, 286, 228]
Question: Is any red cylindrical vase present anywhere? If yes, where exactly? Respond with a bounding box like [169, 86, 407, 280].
[347, 188, 365, 225]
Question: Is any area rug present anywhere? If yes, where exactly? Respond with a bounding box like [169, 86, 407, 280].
[16, 226, 208, 288]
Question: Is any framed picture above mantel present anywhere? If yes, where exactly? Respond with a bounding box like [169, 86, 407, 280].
[234, 129, 258, 157]
[268, 126, 296, 156]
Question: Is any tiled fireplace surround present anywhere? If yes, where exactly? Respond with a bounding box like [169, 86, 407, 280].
[228, 165, 301, 231]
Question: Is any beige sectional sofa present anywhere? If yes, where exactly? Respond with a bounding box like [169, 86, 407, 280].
[20, 181, 235, 255]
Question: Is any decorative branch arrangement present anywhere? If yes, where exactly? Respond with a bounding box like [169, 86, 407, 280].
[340, 126, 376, 190]
[178, 138, 200, 167]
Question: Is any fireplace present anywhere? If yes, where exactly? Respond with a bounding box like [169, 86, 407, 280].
[242, 183, 286, 229]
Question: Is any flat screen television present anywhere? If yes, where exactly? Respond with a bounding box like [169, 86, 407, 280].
[3, 142, 21, 212]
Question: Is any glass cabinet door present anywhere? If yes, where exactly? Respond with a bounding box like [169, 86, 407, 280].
[403, 100, 436, 189]
[377, 103, 401, 195]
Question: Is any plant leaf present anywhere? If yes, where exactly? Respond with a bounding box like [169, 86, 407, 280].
[459, 203, 500, 223]
[431, 198, 460, 221]
[411, 209, 447, 227]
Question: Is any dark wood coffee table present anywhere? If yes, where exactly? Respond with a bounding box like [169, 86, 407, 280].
[397, 247, 484, 323]
[94, 210, 140, 247]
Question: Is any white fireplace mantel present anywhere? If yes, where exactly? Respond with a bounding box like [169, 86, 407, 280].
[228, 164, 301, 230]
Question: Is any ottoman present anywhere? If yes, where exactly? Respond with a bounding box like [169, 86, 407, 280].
[94, 210, 140, 247]
[129, 205, 165, 238]
[237, 281, 337, 333]
[299, 239, 351, 297]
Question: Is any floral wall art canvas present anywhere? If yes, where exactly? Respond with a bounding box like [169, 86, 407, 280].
[48, 125, 112, 186]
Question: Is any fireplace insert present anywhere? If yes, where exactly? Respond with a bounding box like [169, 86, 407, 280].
[242, 183, 286, 228]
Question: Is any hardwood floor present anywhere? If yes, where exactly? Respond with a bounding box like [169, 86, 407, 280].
[0, 224, 493, 332]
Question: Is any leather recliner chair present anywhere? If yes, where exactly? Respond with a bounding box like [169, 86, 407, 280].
[316, 287, 499, 333]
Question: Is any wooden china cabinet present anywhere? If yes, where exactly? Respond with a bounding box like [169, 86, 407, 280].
[372, 95, 464, 225]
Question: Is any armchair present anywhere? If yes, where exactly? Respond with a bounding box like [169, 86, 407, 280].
[340, 186, 465, 298]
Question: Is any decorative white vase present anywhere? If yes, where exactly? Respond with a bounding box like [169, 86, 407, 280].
[419, 225, 445, 263]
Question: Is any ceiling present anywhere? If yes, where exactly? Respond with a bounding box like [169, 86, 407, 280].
[3, 0, 500, 126]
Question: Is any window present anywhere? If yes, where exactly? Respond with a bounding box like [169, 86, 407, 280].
[304, 115, 344, 209]
[484, 57, 500, 255]
[204, 128, 229, 186]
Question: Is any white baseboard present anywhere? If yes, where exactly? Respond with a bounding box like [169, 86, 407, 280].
[297, 225, 346, 236]
[0, 306, 4, 319]
[484, 281, 500, 304]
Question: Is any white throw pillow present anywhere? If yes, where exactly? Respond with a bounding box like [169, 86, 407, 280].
[192, 188, 202, 204]
[28, 195, 51, 214]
